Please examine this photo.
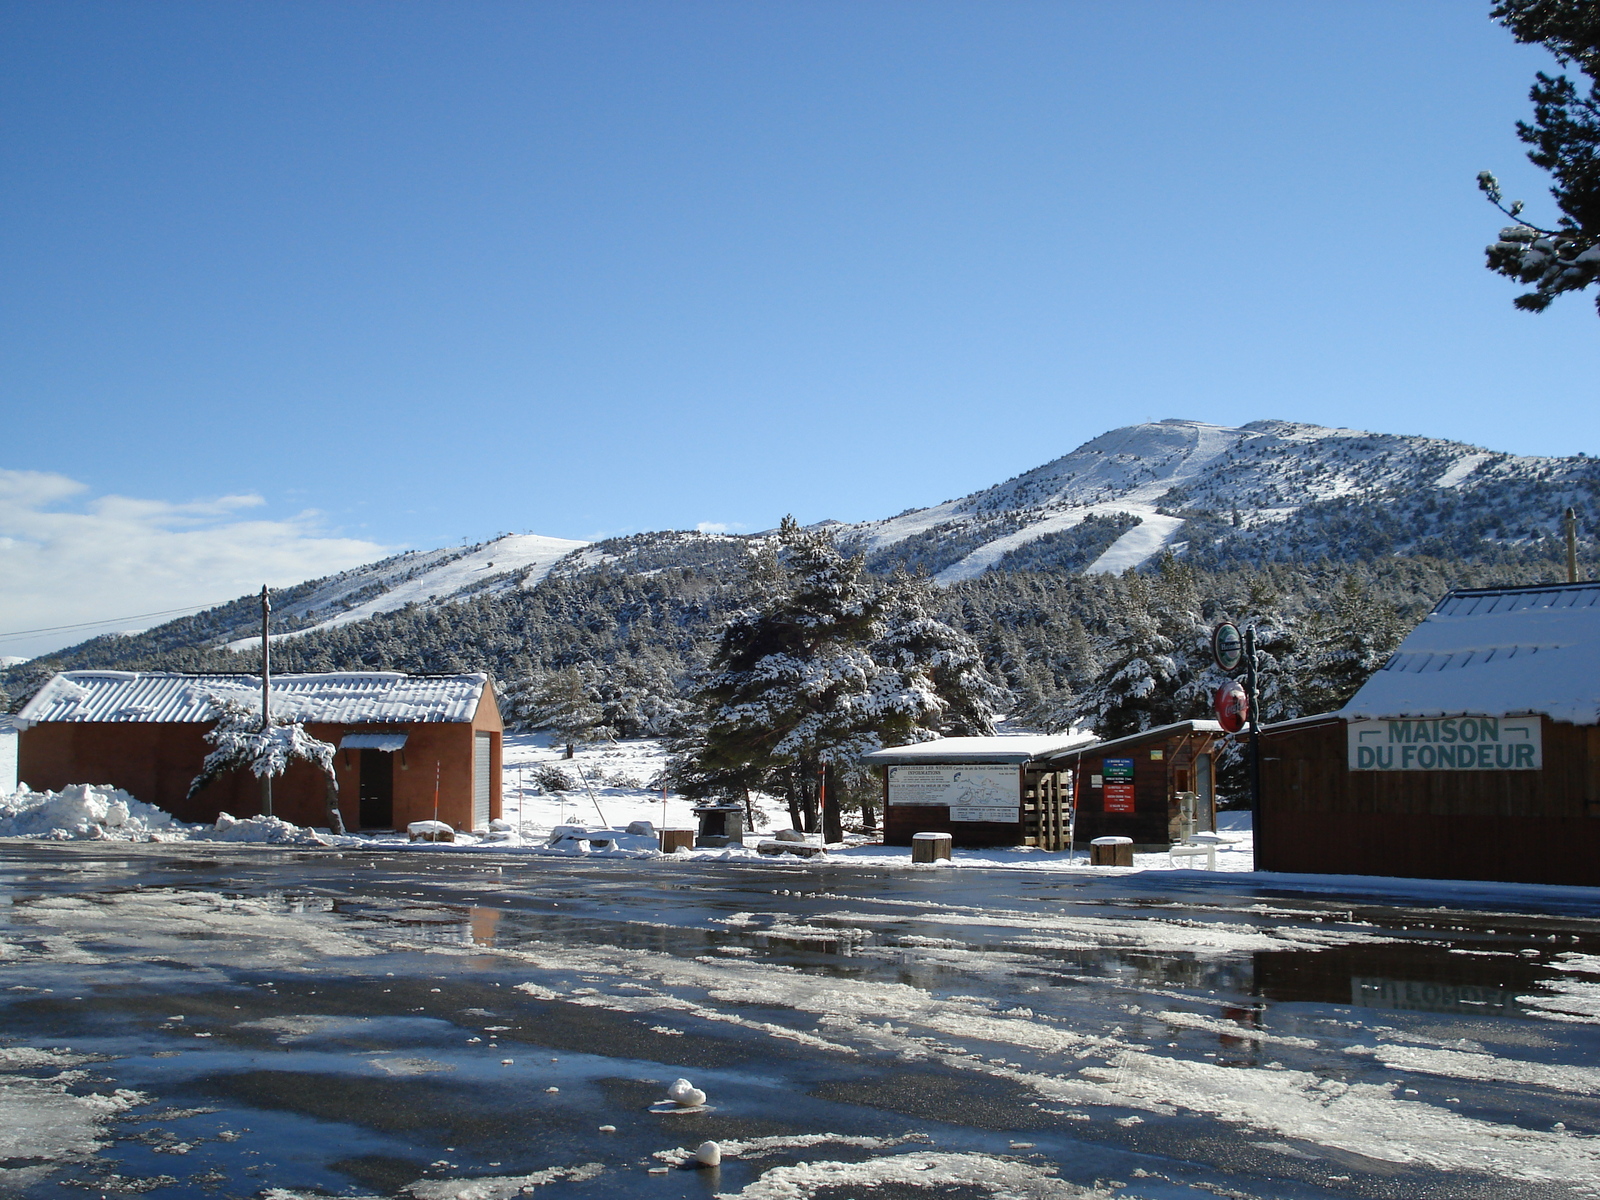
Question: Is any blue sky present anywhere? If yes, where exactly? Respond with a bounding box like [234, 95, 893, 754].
[2, 1, 1596, 655]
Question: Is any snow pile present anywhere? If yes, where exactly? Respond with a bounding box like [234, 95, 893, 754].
[0, 784, 176, 841]
[543, 824, 660, 856]
[198, 812, 330, 846]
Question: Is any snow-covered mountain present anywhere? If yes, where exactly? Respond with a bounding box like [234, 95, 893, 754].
[832, 418, 1596, 581]
[222, 533, 588, 649]
[16, 417, 1598, 674]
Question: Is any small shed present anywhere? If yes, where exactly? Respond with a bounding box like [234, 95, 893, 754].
[1259, 582, 1600, 885]
[16, 671, 502, 832]
[863, 733, 1097, 849]
[1048, 720, 1225, 851]
[0, 715, 18, 795]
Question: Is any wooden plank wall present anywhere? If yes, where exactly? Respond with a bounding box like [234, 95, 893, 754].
[1259, 717, 1600, 885]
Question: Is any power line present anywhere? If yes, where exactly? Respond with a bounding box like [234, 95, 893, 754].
[0, 600, 236, 643]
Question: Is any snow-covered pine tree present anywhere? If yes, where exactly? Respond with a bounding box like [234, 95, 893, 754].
[873, 572, 1009, 738]
[680, 517, 946, 842]
[186, 696, 344, 832]
[1073, 559, 1205, 738]
[1295, 574, 1406, 714]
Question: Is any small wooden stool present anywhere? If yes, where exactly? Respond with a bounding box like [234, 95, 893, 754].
[1090, 836, 1133, 866]
[659, 829, 695, 853]
[912, 832, 953, 863]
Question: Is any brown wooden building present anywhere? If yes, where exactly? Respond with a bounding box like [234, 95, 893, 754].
[1257, 582, 1600, 886]
[16, 671, 502, 832]
[863, 734, 1096, 849]
[1049, 720, 1224, 851]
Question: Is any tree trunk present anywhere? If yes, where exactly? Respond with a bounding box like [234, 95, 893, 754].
[822, 761, 843, 845]
[861, 796, 877, 833]
[324, 775, 346, 835]
[797, 765, 818, 834]
[742, 787, 756, 830]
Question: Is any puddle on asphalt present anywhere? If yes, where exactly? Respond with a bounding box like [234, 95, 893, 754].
[1, 847, 1598, 1199]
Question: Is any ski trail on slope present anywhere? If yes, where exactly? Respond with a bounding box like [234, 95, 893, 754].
[934, 422, 1242, 583]
[1435, 453, 1492, 489]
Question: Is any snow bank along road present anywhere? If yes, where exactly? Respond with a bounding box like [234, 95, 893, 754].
[1, 846, 1598, 1199]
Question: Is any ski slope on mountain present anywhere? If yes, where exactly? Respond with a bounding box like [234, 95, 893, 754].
[839, 418, 1582, 584]
[225, 533, 587, 649]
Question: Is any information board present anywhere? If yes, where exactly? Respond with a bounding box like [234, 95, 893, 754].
[1346, 716, 1541, 771]
[886, 764, 1019, 822]
[1102, 757, 1136, 813]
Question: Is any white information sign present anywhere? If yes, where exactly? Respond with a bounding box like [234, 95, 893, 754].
[1347, 716, 1542, 771]
[886, 764, 1019, 822]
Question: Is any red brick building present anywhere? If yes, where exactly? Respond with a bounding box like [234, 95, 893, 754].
[16, 671, 501, 832]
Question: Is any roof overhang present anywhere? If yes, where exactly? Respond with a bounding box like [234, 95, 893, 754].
[1041, 719, 1225, 763]
[862, 732, 1098, 766]
[338, 733, 409, 751]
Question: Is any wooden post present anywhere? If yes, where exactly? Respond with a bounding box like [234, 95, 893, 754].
[1566, 506, 1578, 583]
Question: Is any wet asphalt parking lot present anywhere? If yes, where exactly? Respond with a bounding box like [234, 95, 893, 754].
[1, 843, 1598, 1200]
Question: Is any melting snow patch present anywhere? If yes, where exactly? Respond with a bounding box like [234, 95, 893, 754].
[0, 1046, 147, 1172]
[401, 1161, 604, 1199]
[711, 1150, 1107, 1198]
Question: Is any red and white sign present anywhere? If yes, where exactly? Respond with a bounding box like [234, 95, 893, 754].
[1214, 680, 1249, 733]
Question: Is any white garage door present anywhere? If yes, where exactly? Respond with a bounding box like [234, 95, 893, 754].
[472, 732, 493, 831]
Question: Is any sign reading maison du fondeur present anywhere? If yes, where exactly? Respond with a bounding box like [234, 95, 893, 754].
[1347, 716, 1541, 771]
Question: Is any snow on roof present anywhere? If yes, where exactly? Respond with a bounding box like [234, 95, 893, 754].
[862, 732, 1098, 765]
[17, 671, 489, 726]
[1043, 719, 1225, 761]
[1343, 582, 1600, 725]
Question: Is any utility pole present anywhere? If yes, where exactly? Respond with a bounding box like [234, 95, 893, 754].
[1243, 625, 1262, 835]
[260, 585, 272, 819]
[1565, 507, 1578, 584]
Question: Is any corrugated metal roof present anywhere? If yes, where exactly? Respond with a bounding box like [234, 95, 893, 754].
[1343, 581, 1600, 724]
[862, 732, 1098, 765]
[17, 671, 489, 726]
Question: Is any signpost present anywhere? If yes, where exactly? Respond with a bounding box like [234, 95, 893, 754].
[1102, 758, 1135, 813]
[1211, 623, 1243, 673]
[1212, 620, 1262, 829]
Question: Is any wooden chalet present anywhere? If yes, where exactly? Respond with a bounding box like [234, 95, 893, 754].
[1258, 582, 1600, 886]
[862, 733, 1096, 849]
[1048, 720, 1225, 851]
[15, 671, 502, 832]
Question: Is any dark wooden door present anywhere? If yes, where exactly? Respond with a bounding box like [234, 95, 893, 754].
[359, 749, 393, 829]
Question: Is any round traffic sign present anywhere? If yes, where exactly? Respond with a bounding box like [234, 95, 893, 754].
[1212, 622, 1244, 673]
[1214, 680, 1249, 733]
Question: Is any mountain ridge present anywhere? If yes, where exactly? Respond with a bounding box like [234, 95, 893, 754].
[10, 416, 1597, 677]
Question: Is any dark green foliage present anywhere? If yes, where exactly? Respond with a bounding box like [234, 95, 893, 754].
[673, 518, 999, 837]
[1481, 0, 1600, 313]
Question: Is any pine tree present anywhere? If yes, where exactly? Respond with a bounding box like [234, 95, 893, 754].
[1479, 0, 1600, 314]
[679, 518, 947, 842]
[187, 696, 344, 832]
[873, 573, 1008, 737]
[1296, 575, 1406, 713]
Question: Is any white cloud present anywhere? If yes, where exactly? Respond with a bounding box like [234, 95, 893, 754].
[0, 469, 389, 660]
[694, 521, 749, 534]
